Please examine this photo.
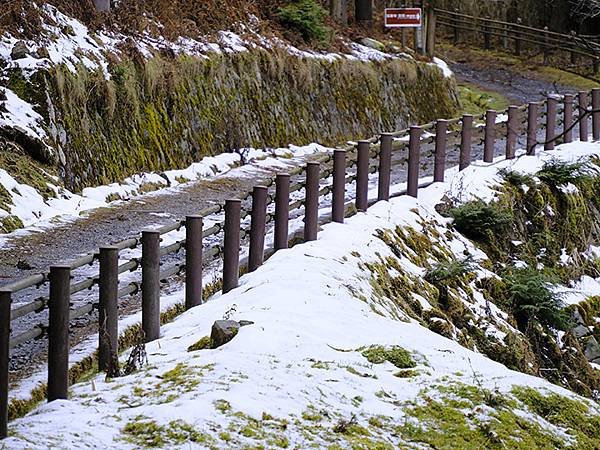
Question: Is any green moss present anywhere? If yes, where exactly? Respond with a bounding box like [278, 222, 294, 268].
[361, 345, 416, 369]
[396, 384, 567, 449]
[219, 431, 232, 442]
[457, 82, 509, 116]
[121, 418, 215, 447]
[310, 360, 330, 370]
[393, 369, 419, 378]
[214, 399, 232, 413]
[187, 335, 211, 352]
[301, 409, 323, 422]
[512, 387, 600, 448]
[0, 215, 23, 233]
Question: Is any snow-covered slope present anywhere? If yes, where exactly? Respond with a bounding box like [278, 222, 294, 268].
[6, 142, 600, 449]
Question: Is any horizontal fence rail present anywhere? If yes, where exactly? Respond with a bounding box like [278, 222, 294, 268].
[0, 88, 600, 438]
[435, 8, 600, 80]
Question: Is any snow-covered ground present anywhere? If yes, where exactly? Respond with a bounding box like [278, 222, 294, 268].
[5, 140, 600, 448]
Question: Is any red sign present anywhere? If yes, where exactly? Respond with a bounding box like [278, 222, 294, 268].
[384, 8, 422, 28]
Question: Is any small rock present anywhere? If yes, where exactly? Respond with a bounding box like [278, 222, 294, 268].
[584, 336, 600, 362]
[36, 47, 50, 59]
[16, 260, 33, 270]
[572, 324, 591, 339]
[434, 195, 454, 217]
[210, 320, 240, 348]
[572, 308, 585, 326]
[238, 320, 254, 327]
[11, 41, 29, 60]
[360, 37, 385, 51]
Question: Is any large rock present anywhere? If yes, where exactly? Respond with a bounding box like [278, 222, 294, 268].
[11, 41, 29, 60]
[210, 320, 240, 348]
[572, 324, 591, 339]
[584, 336, 600, 362]
[572, 309, 585, 326]
[360, 38, 385, 51]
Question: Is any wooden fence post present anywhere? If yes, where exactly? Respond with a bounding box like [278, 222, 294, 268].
[545, 96, 558, 150]
[48, 265, 70, 401]
[542, 26, 550, 65]
[333, 149, 347, 222]
[564, 94, 574, 144]
[434, 120, 448, 182]
[506, 106, 518, 159]
[223, 199, 241, 294]
[407, 126, 422, 198]
[249, 186, 268, 272]
[185, 215, 203, 309]
[459, 115, 473, 170]
[483, 24, 491, 50]
[378, 134, 392, 201]
[98, 246, 119, 372]
[514, 19, 522, 56]
[579, 91, 589, 142]
[570, 31, 578, 65]
[593, 58, 600, 77]
[141, 230, 160, 342]
[484, 110, 496, 163]
[304, 162, 320, 241]
[453, 9, 459, 45]
[426, 7, 436, 56]
[356, 141, 370, 212]
[592, 88, 600, 141]
[274, 173, 290, 251]
[0, 290, 10, 439]
[527, 102, 539, 155]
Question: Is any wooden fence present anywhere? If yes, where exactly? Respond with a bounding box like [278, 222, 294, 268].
[1, 88, 600, 437]
[435, 8, 600, 80]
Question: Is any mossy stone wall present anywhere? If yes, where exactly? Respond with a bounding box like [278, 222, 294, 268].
[44, 50, 457, 191]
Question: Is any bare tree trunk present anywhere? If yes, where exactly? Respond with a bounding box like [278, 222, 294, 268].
[355, 0, 373, 27]
[92, 0, 110, 12]
[330, 0, 348, 26]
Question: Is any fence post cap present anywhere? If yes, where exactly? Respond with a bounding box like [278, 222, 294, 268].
[141, 229, 160, 235]
[252, 185, 268, 192]
[225, 198, 242, 204]
[99, 245, 119, 251]
[306, 161, 320, 166]
[333, 148, 347, 153]
[185, 215, 203, 221]
[357, 140, 371, 145]
[50, 264, 71, 270]
[0, 288, 12, 295]
[276, 172, 290, 178]
[380, 132, 394, 136]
